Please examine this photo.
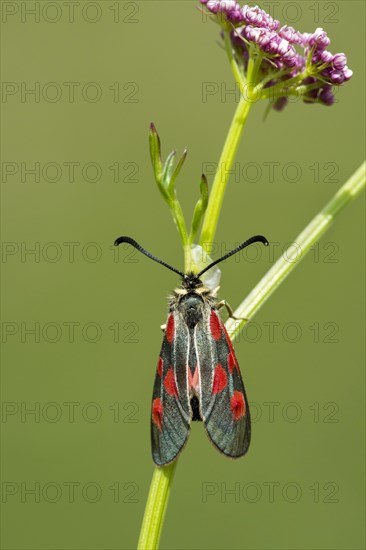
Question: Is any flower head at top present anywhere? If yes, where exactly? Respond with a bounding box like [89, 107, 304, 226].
[200, 1, 352, 109]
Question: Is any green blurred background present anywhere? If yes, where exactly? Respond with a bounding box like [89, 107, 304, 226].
[1, 1, 365, 549]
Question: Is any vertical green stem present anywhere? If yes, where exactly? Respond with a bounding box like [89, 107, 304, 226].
[170, 198, 189, 249]
[199, 96, 252, 245]
[137, 463, 177, 550]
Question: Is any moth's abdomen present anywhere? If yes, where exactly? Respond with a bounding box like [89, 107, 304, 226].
[190, 396, 202, 421]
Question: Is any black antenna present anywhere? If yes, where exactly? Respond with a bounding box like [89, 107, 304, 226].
[197, 235, 269, 277]
[114, 236, 185, 278]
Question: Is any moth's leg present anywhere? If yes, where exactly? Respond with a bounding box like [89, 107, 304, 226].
[217, 300, 248, 323]
[160, 323, 166, 332]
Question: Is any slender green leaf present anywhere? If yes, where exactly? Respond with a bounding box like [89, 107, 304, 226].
[190, 174, 209, 242]
[149, 122, 163, 181]
[168, 148, 188, 195]
[162, 150, 177, 189]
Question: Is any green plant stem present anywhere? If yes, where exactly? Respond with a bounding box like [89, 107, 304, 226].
[225, 161, 366, 338]
[137, 462, 177, 550]
[184, 243, 195, 274]
[199, 96, 252, 245]
[255, 72, 303, 99]
[199, 37, 264, 247]
[137, 161, 365, 550]
[260, 82, 321, 102]
[223, 30, 246, 92]
[168, 198, 193, 273]
[169, 198, 189, 247]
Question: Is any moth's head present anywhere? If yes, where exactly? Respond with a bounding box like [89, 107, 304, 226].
[179, 273, 218, 298]
[181, 273, 203, 292]
[114, 236, 269, 295]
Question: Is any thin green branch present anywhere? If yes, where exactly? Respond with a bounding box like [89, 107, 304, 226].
[260, 82, 323, 102]
[137, 462, 177, 550]
[255, 72, 304, 99]
[223, 30, 246, 93]
[199, 96, 252, 245]
[199, 40, 265, 247]
[225, 161, 366, 338]
[169, 198, 189, 246]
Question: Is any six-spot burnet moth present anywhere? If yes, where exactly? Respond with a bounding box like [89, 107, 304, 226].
[114, 234, 269, 466]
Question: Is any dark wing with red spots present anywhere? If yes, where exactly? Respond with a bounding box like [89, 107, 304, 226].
[195, 309, 251, 458]
[151, 311, 191, 466]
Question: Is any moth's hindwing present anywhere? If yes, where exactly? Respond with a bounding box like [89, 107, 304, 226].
[196, 308, 250, 458]
[151, 310, 191, 466]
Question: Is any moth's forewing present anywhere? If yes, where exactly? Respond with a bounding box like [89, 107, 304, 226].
[197, 309, 250, 457]
[151, 311, 191, 466]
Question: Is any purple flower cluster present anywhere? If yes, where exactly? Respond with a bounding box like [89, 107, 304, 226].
[200, 1, 352, 107]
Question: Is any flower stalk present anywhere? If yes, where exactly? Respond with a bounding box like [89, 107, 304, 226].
[199, 94, 253, 245]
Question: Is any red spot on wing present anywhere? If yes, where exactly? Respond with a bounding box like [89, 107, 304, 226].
[152, 398, 163, 430]
[227, 351, 239, 374]
[164, 367, 178, 397]
[210, 311, 222, 341]
[223, 326, 240, 370]
[228, 352, 235, 373]
[230, 391, 246, 420]
[212, 364, 228, 394]
[166, 314, 175, 343]
[157, 357, 163, 377]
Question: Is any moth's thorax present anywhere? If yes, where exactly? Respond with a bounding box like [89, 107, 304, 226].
[178, 292, 204, 328]
[169, 274, 216, 328]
